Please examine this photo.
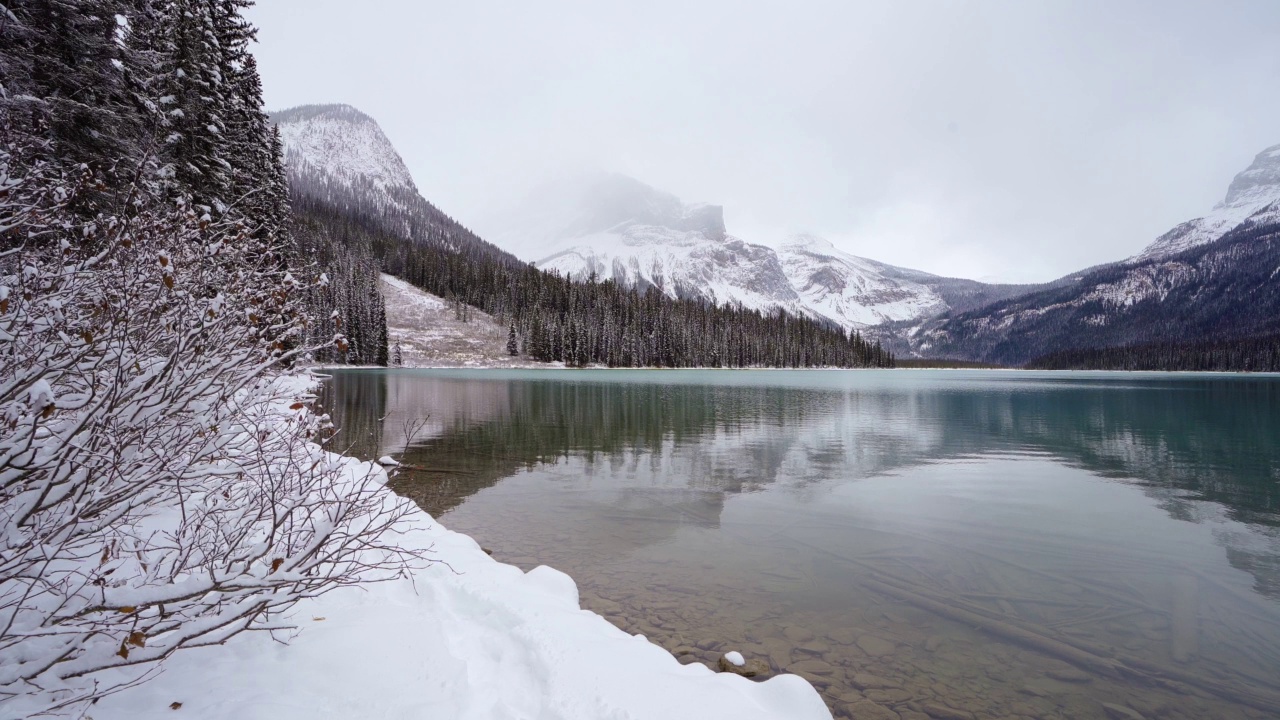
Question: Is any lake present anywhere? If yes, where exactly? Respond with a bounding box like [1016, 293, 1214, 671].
[319, 368, 1280, 720]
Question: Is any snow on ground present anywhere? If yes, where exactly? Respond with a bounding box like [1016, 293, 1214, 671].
[382, 274, 548, 369]
[96, 375, 829, 720]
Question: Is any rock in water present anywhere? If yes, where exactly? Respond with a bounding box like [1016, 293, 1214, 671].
[717, 653, 768, 677]
[1045, 664, 1093, 683]
[849, 672, 900, 690]
[783, 625, 815, 643]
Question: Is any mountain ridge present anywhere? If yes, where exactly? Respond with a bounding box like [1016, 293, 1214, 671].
[272, 103, 522, 266]
[481, 172, 1039, 336]
[272, 103, 893, 369]
[273, 101, 1280, 368]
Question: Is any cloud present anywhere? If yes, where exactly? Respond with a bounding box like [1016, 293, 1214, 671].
[248, 0, 1280, 283]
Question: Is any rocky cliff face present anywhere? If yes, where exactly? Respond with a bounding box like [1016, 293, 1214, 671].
[272, 104, 417, 193]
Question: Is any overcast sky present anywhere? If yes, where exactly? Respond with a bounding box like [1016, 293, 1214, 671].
[247, 0, 1280, 283]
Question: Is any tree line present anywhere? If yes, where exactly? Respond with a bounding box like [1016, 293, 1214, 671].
[290, 195, 894, 369]
[1026, 333, 1280, 372]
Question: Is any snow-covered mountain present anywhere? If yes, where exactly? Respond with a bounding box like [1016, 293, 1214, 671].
[273, 104, 416, 194]
[271, 107, 1037, 340]
[272, 104, 520, 264]
[486, 173, 806, 315]
[1131, 143, 1280, 262]
[776, 234, 947, 328]
[480, 173, 1017, 333]
[917, 141, 1280, 364]
[274, 102, 1280, 365]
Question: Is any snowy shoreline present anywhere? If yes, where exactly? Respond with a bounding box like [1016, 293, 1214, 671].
[97, 373, 831, 720]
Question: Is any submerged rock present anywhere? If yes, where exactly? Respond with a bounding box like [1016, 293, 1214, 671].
[920, 703, 975, 720]
[849, 672, 900, 690]
[856, 634, 897, 657]
[787, 657, 837, 676]
[827, 627, 858, 645]
[1045, 664, 1093, 683]
[846, 699, 901, 720]
[1101, 703, 1146, 720]
[783, 625, 816, 643]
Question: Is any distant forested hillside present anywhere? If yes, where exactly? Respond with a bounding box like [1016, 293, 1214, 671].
[291, 196, 893, 368]
[1026, 333, 1280, 372]
[920, 216, 1280, 366]
[274, 104, 892, 368]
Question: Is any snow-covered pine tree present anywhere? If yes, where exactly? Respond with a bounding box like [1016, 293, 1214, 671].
[0, 0, 158, 210]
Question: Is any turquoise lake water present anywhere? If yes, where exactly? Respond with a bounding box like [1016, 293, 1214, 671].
[321, 369, 1280, 720]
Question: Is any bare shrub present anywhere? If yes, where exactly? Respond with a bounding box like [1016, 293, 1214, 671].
[0, 145, 420, 715]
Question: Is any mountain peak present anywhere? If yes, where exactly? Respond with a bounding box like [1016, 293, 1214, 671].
[1222, 143, 1280, 208]
[270, 103, 416, 192]
[781, 233, 838, 254]
[1133, 140, 1280, 262]
[270, 103, 375, 125]
[569, 173, 726, 239]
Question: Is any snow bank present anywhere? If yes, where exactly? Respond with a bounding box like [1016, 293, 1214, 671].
[96, 376, 830, 720]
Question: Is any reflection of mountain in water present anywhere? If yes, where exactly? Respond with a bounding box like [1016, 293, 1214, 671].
[320, 370, 1280, 598]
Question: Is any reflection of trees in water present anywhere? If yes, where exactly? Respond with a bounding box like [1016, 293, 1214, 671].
[320, 370, 1280, 598]
[316, 370, 386, 460]
[389, 380, 844, 520]
[890, 381, 1280, 598]
[1063, 384, 1280, 596]
[992, 381, 1280, 529]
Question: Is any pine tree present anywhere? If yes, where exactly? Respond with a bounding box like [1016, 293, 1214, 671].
[507, 323, 519, 356]
[1, 0, 157, 211]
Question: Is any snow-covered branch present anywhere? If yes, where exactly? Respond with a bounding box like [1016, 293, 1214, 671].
[0, 145, 419, 716]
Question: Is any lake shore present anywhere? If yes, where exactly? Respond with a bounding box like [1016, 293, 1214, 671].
[95, 371, 830, 720]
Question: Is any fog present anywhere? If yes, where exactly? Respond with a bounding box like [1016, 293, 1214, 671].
[247, 0, 1280, 282]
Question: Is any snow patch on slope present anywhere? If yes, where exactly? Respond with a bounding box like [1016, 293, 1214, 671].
[382, 274, 546, 368]
[1083, 262, 1198, 307]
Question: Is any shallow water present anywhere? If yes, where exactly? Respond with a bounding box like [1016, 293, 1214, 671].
[320, 369, 1280, 720]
